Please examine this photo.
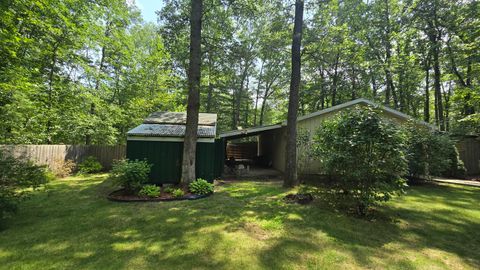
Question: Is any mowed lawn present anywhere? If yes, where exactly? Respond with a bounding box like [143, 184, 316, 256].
[0, 175, 479, 270]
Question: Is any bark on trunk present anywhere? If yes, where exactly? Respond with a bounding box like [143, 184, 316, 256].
[284, 0, 304, 188]
[424, 65, 430, 122]
[432, 35, 444, 130]
[181, 0, 203, 184]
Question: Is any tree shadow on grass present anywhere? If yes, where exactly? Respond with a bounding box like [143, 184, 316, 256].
[0, 178, 478, 269]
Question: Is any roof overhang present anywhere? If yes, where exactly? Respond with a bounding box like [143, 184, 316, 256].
[219, 124, 282, 140]
[219, 98, 435, 140]
[127, 136, 214, 143]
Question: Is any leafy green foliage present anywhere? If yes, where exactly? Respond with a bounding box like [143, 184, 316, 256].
[78, 156, 103, 174]
[404, 122, 466, 181]
[189, 178, 214, 195]
[427, 135, 466, 179]
[164, 186, 175, 194]
[171, 188, 185, 198]
[110, 160, 151, 194]
[138, 185, 161, 198]
[0, 151, 51, 221]
[312, 108, 408, 216]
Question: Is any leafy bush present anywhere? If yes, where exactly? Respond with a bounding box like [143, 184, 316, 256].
[78, 156, 102, 174]
[312, 108, 407, 216]
[189, 178, 214, 195]
[1, 151, 51, 221]
[171, 188, 185, 198]
[404, 122, 466, 181]
[138, 184, 161, 198]
[428, 134, 466, 178]
[110, 159, 151, 194]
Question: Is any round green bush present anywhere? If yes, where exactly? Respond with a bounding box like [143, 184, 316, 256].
[78, 156, 102, 174]
[189, 178, 214, 195]
[110, 159, 151, 194]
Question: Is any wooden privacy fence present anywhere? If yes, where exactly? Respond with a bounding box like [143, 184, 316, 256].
[456, 137, 480, 176]
[0, 145, 126, 171]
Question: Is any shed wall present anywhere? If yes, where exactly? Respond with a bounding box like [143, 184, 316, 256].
[271, 103, 422, 174]
[126, 140, 216, 184]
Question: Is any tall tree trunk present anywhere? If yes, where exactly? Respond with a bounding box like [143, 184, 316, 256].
[86, 23, 111, 145]
[46, 42, 59, 144]
[350, 65, 356, 100]
[253, 62, 263, 126]
[320, 67, 325, 109]
[181, 0, 203, 184]
[331, 53, 339, 106]
[431, 34, 444, 130]
[206, 57, 213, 112]
[424, 65, 430, 122]
[284, 0, 303, 188]
[369, 66, 377, 98]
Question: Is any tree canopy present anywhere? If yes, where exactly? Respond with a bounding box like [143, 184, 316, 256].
[1, 0, 479, 145]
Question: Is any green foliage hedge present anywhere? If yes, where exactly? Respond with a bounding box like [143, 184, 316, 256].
[110, 160, 151, 194]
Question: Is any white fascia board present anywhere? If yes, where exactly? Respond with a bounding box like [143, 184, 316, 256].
[219, 124, 283, 138]
[127, 136, 214, 143]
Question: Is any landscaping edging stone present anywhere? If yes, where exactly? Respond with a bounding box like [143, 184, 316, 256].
[107, 189, 212, 202]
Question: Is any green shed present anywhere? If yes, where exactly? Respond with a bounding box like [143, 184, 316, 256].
[126, 112, 222, 184]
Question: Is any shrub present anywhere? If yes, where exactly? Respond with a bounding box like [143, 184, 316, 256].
[50, 158, 76, 178]
[312, 107, 407, 216]
[171, 188, 185, 198]
[189, 178, 214, 195]
[428, 134, 466, 178]
[138, 184, 161, 198]
[404, 122, 466, 181]
[110, 159, 151, 194]
[78, 156, 102, 174]
[1, 150, 51, 221]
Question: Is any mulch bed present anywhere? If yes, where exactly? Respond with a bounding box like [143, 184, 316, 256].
[108, 189, 211, 202]
[284, 193, 314, 204]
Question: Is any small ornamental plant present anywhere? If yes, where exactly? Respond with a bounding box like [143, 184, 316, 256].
[171, 188, 185, 198]
[138, 185, 161, 198]
[189, 178, 214, 195]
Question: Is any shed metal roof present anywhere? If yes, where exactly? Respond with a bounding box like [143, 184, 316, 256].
[127, 124, 216, 138]
[144, 112, 217, 126]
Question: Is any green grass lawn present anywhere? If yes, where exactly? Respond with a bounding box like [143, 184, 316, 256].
[0, 175, 479, 270]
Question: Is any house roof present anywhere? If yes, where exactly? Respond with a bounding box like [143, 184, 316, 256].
[292, 98, 433, 127]
[127, 124, 216, 138]
[220, 98, 433, 139]
[144, 112, 217, 126]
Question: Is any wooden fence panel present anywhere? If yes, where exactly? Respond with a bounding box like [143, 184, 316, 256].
[0, 145, 126, 171]
[456, 138, 480, 176]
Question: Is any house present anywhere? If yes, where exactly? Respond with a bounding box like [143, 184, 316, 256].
[220, 98, 432, 177]
[126, 112, 223, 184]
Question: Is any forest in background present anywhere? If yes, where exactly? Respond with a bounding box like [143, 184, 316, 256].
[1, 0, 479, 145]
